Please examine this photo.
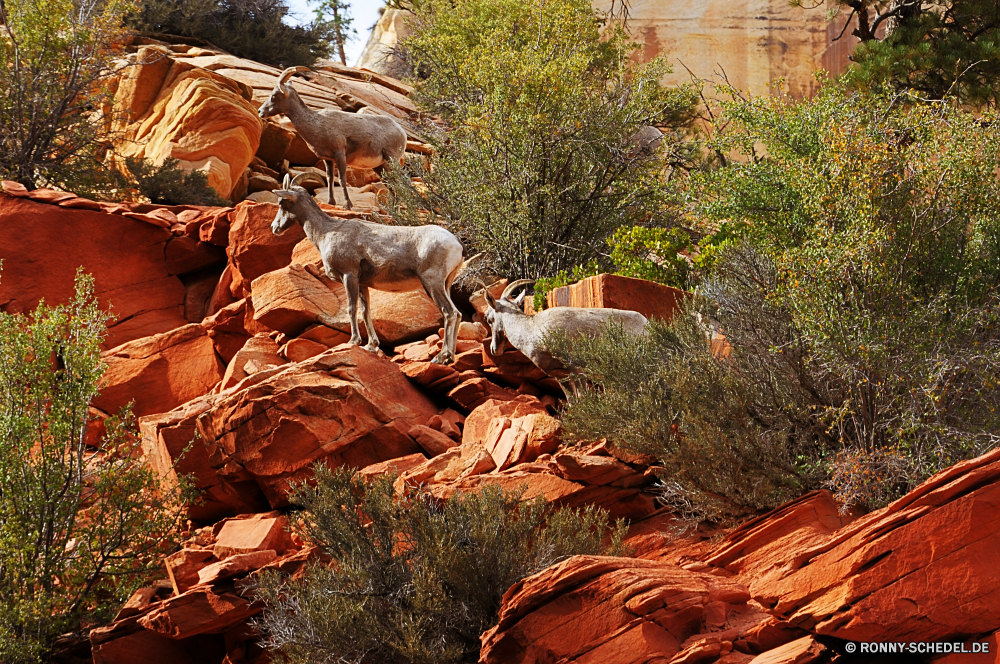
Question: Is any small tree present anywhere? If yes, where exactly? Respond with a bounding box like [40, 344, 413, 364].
[384, 0, 698, 279]
[796, 0, 1000, 106]
[254, 465, 626, 664]
[552, 83, 1000, 514]
[0, 0, 133, 192]
[313, 0, 355, 65]
[0, 272, 192, 663]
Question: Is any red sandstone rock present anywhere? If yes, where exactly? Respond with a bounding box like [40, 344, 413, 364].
[196, 549, 278, 585]
[394, 443, 497, 489]
[746, 636, 829, 664]
[0, 193, 188, 348]
[744, 447, 1000, 643]
[202, 299, 253, 365]
[280, 337, 329, 362]
[480, 555, 752, 664]
[213, 515, 289, 558]
[144, 345, 439, 516]
[462, 398, 549, 447]
[408, 424, 460, 457]
[165, 548, 216, 595]
[95, 324, 225, 417]
[92, 629, 207, 664]
[547, 273, 686, 322]
[250, 263, 349, 336]
[220, 332, 286, 390]
[138, 586, 259, 639]
[227, 201, 305, 297]
[482, 411, 561, 470]
[359, 452, 429, 479]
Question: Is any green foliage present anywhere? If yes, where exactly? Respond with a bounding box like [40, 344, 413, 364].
[532, 261, 602, 311]
[608, 226, 694, 289]
[798, 0, 1000, 106]
[0, 0, 133, 192]
[254, 465, 627, 664]
[313, 0, 354, 65]
[384, 0, 698, 279]
[553, 82, 1000, 513]
[113, 157, 228, 206]
[0, 272, 192, 663]
[127, 0, 335, 67]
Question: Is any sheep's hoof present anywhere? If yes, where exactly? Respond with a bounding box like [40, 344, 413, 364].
[363, 342, 379, 353]
[430, 351, 454, 365]
[348, 336, 363, 346]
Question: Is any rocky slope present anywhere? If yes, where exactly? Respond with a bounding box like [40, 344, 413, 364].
[5, 176, 1000, 663]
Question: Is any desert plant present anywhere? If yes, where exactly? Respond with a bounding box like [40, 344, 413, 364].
[113, 157, 227, 206]
[254, 465, 627, 664]
[552, 83, 1000, 514]
[0, 271, 192, 663]
[0, 0, 133, 192]
[382, 0, 699, 279]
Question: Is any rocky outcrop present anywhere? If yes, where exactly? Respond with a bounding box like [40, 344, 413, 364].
[741, 448, 1000, 642]
[112, 45, 263, 198]
[480, 555, 758, 664]
[141, 344, 440, 518]
[547, 272, 687, 322]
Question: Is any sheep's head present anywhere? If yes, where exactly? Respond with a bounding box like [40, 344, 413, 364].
[258, 66, 310, 119]
[271, 173, 312, 235]
[483, 279, 533, 355]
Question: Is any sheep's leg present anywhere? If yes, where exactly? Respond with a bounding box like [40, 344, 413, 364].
[343, 273, 362, 346]
[423, 279, 460, 365]
[324, 159, 336, 205]
[334, 151, 352, 210]
[359, 286, 380, 353]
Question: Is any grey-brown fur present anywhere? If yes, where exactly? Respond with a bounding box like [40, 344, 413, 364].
[271, 175, 468, 364]
[484, 280, 648, 391]
[259, 67, 407, 210]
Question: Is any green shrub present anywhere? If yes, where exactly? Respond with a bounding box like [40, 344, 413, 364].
[114, 157, 228, 206]
[127, 0, 334, 67]
[254, 465, 627, 664]
[552, 83, 1000, 514]
[383, 0, 698, 279]
[0, 271, 192, 663]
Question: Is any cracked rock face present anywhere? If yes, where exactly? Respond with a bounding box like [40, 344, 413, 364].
[741, 448, 1000, 642]
[140, 344, 437, 519]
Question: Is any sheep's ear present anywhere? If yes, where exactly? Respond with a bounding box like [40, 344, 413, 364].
[484, 289, 497, 309]
[281, 173, 291, 189]
[513, 291, 527, 307]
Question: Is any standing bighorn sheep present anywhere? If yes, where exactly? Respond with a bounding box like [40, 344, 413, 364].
[272, 174, 471, 364]
[258, 66, 407, 210]
[483, 280, 648, 391]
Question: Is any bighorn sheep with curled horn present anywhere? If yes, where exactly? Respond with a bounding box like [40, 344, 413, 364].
[258, 66, 407, 210]
[482, 279, 648, 393]
[272, 173, 476, 364]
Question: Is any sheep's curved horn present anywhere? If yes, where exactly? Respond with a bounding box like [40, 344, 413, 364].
[277, 66, 310, 92]
[501, 279, 534, 301]
[289, 172, 312, 188]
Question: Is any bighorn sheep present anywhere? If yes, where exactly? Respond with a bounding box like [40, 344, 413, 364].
[258, 67, 407, 210]
[272, 174, 471, 364]
[483, 280, 648, 391]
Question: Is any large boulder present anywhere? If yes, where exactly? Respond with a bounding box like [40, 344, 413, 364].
[142, 345, 439, 518]
[737, 447, 1000, 643]
[112, 45, 263, 198]
[480, 555, 755, 664]
[0, 193, 188, 348]
[95, 323, 225, 417]
[226, 201, 305, 298]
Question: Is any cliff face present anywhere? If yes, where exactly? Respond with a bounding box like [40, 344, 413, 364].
[357, 1, 859, 98]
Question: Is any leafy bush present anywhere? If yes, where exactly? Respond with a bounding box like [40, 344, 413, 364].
[552, 83, 1000, 514]
[254, 465, 627, 664]
[114, 157, 228, 206]
[383, 0, 698, 279]
[0, 0, 133, 192]
[0, 272, 192, 663]
[127, 0, 334, 67]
